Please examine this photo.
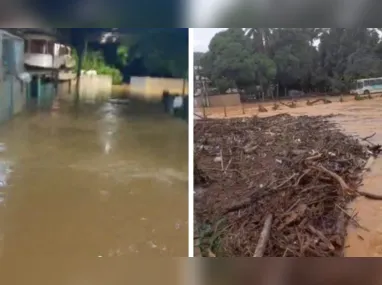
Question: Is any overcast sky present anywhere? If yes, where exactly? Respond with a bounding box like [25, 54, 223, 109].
[193, 28, 227, 52]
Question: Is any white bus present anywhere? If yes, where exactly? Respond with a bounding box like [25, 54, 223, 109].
[351, 77, 382, 95]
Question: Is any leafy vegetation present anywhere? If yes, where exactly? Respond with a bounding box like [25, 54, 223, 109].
[71, 48, 123, 85]
[62, 28, 188, 83]
[197, 28, 382, 96]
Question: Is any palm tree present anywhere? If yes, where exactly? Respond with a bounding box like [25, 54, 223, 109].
[244, 28, 272, 54]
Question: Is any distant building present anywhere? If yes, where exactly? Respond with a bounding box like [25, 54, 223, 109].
[21, 29, 75, 70]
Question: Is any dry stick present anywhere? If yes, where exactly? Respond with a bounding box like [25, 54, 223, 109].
[224, 158, 232, 174]
[362, 156, 375, 174]
[220, 150, 224, 171]
[244, 144, 258, 154]
[308, 225, 335, 251]
[362, 132, 376, 141]
[335, 204, 369, 232]
[305, 154, 322, 161]
[311, 165, 350, 191]
[357, 190, 382, 200]
[294, 169, 311, 187]
[272, 173, 297, 190]
[313, 164, 382, 200]
[194, 112, 204, 119]
[283, 198, 301, 216]
[283, 247, 291, 257]
[224, 198, 251, 215]
[253, 214, 273, 257]
[207, 248, 216, 257]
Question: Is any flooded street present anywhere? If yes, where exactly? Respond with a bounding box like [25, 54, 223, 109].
[0, 99, 187, 283]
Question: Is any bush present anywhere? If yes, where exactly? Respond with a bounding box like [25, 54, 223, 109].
[98, 65, 123, 85]
[72, 48, 123, 84]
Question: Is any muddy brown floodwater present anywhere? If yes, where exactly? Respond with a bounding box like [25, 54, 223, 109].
[0, 99, 188, 284]
[201, 96, 382, 257]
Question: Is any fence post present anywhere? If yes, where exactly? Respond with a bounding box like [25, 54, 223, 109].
[224, 105, 227, 117]
[277, 84, 279, 99]
[182, 96, 188, 121]
[9, 77, 14, 118]
[37, 76, 42, 106]
[242, 103, 245, 115]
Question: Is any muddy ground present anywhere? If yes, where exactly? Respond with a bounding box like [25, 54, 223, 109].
[194, 94, 381, 119]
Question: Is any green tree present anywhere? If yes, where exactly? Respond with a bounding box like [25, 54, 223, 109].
[318, 28, 382, 92]
[72, 48, 123, 85]
[117, 45, 128, 66]
[201, 28, 382, 96]
[194, 52, 205, 66]
[200, 28, 276, 95]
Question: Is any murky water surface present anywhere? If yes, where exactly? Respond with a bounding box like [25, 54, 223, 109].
[0, 99, 187, 283]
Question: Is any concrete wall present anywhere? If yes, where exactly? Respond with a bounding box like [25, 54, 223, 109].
[130, 76, 188, 100]
[79, 75, 112, 101]
[195, 93, 241, 107]
[12, 79, 27, 114]
[58, 75, 112, 101]
[0, 82, 11, 123]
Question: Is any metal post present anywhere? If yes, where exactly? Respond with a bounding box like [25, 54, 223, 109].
[182, 77, 186, 97]
[75, 39, 87, 103]
[277, 83, 279, 99]
[9, 76, 13, 118]
[37, 76, 41, 105]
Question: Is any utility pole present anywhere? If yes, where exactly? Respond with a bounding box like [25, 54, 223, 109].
[75, 39, 88, 103]
[182, 72, 187, 96]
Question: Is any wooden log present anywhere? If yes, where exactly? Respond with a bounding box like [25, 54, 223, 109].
[253, 214, 273, 257]
[258, 105, 268, 112]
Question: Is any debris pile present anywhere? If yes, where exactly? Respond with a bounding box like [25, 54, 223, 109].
[194, 114, 381, 257]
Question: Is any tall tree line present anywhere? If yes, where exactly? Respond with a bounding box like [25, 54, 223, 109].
[197, 28, 382, 96]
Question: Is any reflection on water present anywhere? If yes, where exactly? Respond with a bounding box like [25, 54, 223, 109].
[0, 99, 187, 283]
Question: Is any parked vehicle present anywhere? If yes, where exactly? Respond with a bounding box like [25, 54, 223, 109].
[350, 77, 382, 95]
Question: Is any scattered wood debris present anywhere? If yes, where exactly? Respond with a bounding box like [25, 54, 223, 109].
[194, 114, 381, 257]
